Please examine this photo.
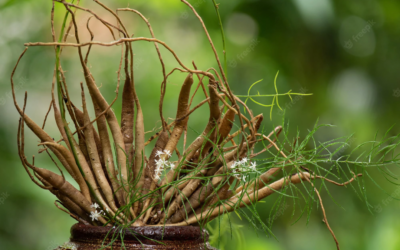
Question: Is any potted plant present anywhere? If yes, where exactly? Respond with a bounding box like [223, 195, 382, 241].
[11, 1, 400, 250]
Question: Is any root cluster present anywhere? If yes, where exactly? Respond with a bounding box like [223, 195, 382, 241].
[12, 2, 361, 249]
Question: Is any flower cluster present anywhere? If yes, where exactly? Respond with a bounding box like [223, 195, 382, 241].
[89, 203, 105, 221]
[230, 157, 258, 182]
[154, 150, 176, 181]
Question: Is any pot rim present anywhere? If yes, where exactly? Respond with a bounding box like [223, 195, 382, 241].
[71, 223, 209, 242]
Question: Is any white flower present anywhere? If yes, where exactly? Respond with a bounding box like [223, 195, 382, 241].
[90, 210, 102, 221]
[155, 158, 168, 171]
[249, 162, 257, 171]
[230, 159, 258, 182]
[155, 158, 166, 166]
[155, 166, 163, 173]
[155, 149, 171, 158]
[90, 203, 100, 209]
[240, 157, 248, 164]
[230, 161, 238, 169]
[154, 159, 165, 181]
[154, 151, 176, 180]
[156, 150, 164, 157]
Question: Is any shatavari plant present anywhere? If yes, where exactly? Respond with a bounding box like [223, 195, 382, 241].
[10, 1, 400, 250]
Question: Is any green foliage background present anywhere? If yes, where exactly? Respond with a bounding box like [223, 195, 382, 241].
[0, 0, 399, 249]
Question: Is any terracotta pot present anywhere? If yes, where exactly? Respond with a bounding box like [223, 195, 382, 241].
[56, 223, 217, 250]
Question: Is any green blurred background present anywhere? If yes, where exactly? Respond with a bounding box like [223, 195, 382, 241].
[1, 0, 400, 249]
